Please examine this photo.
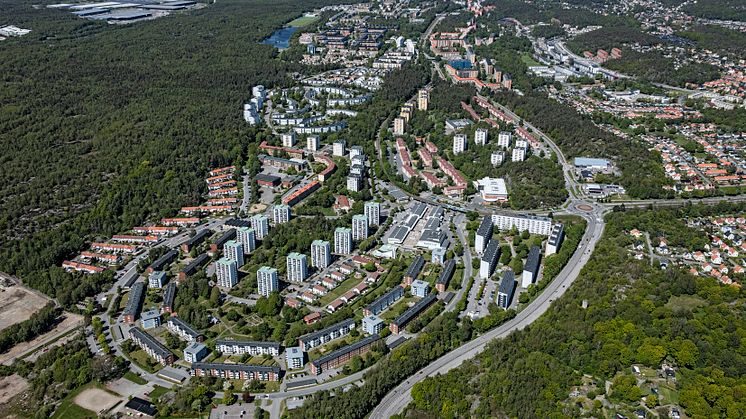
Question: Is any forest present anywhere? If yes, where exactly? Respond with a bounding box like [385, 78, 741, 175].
[490, 90, 673, 199]
[0, 0, 353, 307]
[405, 203, 746, 418]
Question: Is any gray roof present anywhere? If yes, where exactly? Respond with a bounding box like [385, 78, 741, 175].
[482, 240, 501, 264]
[476, 215, 493, 237]
[162, 282, 177, 310]
[524, 245, 541, 274]
[225, 218, 251, 228]
[181, 253, 209, 276]
[150, 249, 178, 271]
[436, 260, 456, 286]
[411, 202, 427, 218]
[498, 270, 516, 295]
[167, 317, 202, 339]
[548, 224, 564, 246]
[299, 318, 355, 345]
[130, 327, 172, 359]
[214, 228, 237, 247]
[191, 362, 280, 374]
[405, 255, 425, 279]
[392, 292, 437, 327]
[123, 282, 145, 319]
[367, 285, 404, 313]
[390, 226, 409, 242]
[185, 229, 212, 247]
[311, 334, 381, 368]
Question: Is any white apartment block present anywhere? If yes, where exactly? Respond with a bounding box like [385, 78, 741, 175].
[474, 128, 488, 146]
[453, 134, 467, 154]
[491, 214, 552, 236]
[393, 117, 405, 136]
[306, 135, 320, 152]
[491, 151, 505, 166]
[515, 139, 528, 149]
[282, 132, 296, 147]
[223, 240, 244, 267]
[286, 252, 308, 282]
[352, 214, 369, 241]
[333, 140, 346, 157]
[273, 204, 291, 224]
[216, 340, 280, 356]
[364, 201, 381, 226]
[251, 214, 269, 240]
[216, 258, 238, 289]
[236, 227, 256, 254]
[512, 147, 526, 162]
[334, 227, 353, 254]
[498, 131, 512, 148]
[311, 240, 331, 268]
[257, 266, 278, 297]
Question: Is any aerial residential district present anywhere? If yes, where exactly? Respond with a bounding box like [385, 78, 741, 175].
[1, 0, 746, 419]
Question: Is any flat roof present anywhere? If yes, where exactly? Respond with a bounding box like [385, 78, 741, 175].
[299, 318, 355, 344]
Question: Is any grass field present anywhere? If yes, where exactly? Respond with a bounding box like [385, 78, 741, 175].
[123, 371, 147, 385]
[126, 349, 163, 373]
[521, 52, 541, 67]
[149, 385, 170, 400]
[51, 383, 98, 419]
[318, 276, 360, 307]
[287, 14, 319, 27]
[658, 384, 680, 405]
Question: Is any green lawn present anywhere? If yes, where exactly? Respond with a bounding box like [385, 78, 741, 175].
[149, 385, 170, 400]
[380, 297, 416, 321]
[126, 349, 163, 373]
[124, 371, 147, 385]
[287, 14, 319, 27]
[658, 384, 680, 405]
[51, 383, 99, 419]
[521, 52, 541, 67]
[318, 276, 360, 307]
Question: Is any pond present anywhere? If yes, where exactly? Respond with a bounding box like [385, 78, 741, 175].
[261, 26, 298, 50]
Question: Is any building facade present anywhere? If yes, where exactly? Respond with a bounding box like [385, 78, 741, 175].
[257, 266, 278, 297]
[286, 252, 308, 282]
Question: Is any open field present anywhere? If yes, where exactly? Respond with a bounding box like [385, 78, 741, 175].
[0, 374, 28, 405]
[287, 14, 319, 27]
[0, 285, 50, 332]
[0, 312, 84, 365]
[73, 388, 122, 414]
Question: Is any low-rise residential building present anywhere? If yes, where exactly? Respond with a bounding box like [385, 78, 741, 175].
[162, 282, 177, 314]
[148, 271, 167, 289]
[166, 317, 204, 342]
[298, 318, 355, 351]
[123, 282, 145, 324]
[411, 279, 430, 298]
[362, 315, 385, 335]
[403, 255, 425, 286]
[179, 253, 209, 282]
[130, 328, 174, 365]
[184, 342, 208, 363]
[364, 285, 404, 316]
[140, 309, 161, 330]
[390, 293, 437, 334]
[191, 363, 280, 381]
[310, 334, 381, 375]
[436, 259, 456, 292]
[285, 346, 305, 370]
[215, 339, 280, 356]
